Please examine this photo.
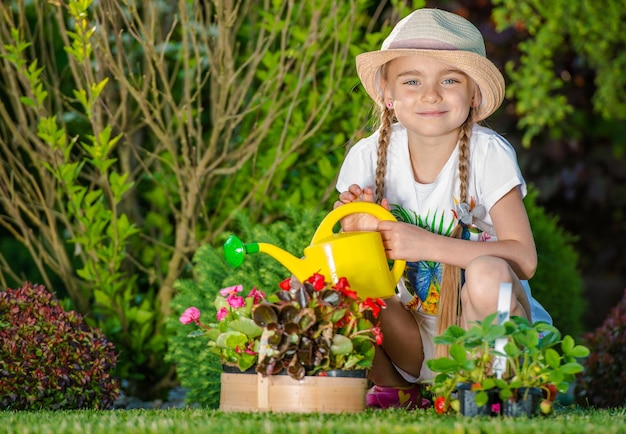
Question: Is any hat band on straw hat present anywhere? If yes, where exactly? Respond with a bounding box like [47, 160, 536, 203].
[388, 39, 458, 51]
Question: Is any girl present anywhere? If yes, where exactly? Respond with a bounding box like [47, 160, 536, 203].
[335, 8, 552, 409]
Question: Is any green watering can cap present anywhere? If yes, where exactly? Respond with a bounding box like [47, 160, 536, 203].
[223, 235, 259, 267]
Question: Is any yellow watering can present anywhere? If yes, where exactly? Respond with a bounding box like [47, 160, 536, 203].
[223, 202, 406, 299]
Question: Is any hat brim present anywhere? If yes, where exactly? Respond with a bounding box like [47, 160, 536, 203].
[356, 49, 505, 121]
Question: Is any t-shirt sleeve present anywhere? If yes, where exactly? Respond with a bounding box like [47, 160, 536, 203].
[476, 133, 527, 213]
[335, 138, 377, 194]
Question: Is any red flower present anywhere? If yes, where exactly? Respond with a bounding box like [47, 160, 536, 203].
[434, 396, 448, 414]
[372, 325, 383, 345]
[334, 314, 350, 328]
[362, 297, 386, 318]
[332, 277, 358, 299]
[333, 276, 350, 291]
[306, 272, 326, 291]
[279, 278, 291, 291]
[340, 287, 358, 300]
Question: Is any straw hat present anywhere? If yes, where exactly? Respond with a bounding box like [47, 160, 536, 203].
[356, 8, 505, 121]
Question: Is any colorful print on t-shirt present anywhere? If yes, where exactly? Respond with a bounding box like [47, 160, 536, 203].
[391, 200, 492, 315]
[391, 205, 455, 315]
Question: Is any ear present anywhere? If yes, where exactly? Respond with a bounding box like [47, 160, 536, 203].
[471, 87, 482, 108]
[381, 82, 391, 102]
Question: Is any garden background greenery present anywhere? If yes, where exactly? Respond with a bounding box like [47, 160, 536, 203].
[0, 0, 625, 406]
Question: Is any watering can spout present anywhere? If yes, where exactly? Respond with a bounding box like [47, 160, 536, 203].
[223, 235, 311, 282]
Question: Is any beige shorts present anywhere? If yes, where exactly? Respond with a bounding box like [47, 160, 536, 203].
[392, 308, 437, 384]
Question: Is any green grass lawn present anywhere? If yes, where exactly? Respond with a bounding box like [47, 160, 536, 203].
[0, 407, 624, 434]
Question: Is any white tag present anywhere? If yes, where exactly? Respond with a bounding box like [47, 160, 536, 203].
[493, 283, 512, 379]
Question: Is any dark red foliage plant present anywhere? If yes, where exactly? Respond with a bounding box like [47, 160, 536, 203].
[0, 283, 119, 410]
[576, 288, 626, 408]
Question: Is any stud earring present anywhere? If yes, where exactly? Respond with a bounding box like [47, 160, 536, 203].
[386, 101, 393, 109]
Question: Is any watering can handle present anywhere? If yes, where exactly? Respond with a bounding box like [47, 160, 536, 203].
[310, 202, 406, 284]
[311, 202, 397, 243]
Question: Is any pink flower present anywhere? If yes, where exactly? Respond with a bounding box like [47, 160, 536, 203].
[247, 287, 265, 304]
[226, 294, 245, 308]
[179, 307, 201, 324]
[220, 284, 243, 297]
[244, 341, 257, 355]
[216, 307, 229, 321]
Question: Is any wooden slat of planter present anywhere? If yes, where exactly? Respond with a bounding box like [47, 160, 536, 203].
[219, 373, 367, 413]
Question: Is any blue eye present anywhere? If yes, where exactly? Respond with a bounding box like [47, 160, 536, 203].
[405, 79, 419, 85]
[442, 78, 458, 84]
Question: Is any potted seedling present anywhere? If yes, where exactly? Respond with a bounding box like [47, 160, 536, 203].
[179, 272, 385, 412]
[427, 312, 589, 417]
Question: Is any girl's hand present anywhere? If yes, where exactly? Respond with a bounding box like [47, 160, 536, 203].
[378, 220, 432, 262]
[334, 184, 389, 232]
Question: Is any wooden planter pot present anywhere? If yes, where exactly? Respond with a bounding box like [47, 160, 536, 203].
[219, 370, 368, 413]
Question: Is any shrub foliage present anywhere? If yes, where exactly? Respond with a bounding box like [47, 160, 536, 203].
[0, 0, 398, 393]
[525, 186, 584, 338]
[0, 283, 119, 410]
[576, 288, 626, 408]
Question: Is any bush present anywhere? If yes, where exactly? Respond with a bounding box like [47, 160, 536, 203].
[525, 186, 585, 339]
[0, 283, 119, 410]
[575, 288, 626, 408]
[166, 205, 326, 408]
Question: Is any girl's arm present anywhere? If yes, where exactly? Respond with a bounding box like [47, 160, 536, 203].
[378, 187, 537, 280]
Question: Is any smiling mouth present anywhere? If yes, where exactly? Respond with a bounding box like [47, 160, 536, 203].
[418, 111, 447, 116]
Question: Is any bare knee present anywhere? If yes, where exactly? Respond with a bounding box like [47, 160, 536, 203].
[465, 256, 512, 287]
[461, 256, 515, 322]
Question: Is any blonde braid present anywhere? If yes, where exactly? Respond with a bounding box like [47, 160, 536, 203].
[374, 105, 394, 204]
[435, 111, 475, 358]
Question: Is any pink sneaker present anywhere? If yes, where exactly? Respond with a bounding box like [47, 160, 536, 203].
[365, 385, 432, 410]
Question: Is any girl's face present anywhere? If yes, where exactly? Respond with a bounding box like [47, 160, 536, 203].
[383, 55, 477, 142]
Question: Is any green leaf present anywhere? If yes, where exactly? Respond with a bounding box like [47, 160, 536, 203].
[449, 343, 468, 363]
[499, 387, 513, 400]
[19, 96, 35, 107]
[215, 331, 248, 350]
[560, 362, 584, 375]
[545, 348, 561, 369]
[474, 391, 489, 407]
[503, 341, 520, 358]
[426, 357, 458, 373]
[228, 318, 262, 339]
[482, 378, 496, 390]
[330, 334, 353, 355]
[568, 344, 590, 358]
[561, 335, 575, 353]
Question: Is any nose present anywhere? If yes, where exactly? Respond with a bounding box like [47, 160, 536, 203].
[420, 83, 441, 103]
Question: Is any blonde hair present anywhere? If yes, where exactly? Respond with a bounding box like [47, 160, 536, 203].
[373, 103, 477, 358]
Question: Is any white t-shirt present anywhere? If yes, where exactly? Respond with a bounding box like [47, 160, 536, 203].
[336, 123, 551, 324]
